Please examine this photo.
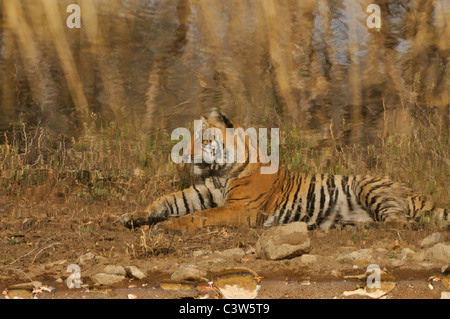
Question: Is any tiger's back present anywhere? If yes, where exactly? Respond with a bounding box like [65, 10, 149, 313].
[251, 172, 447, 230]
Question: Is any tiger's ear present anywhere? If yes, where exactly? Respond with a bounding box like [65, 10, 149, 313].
[220, 114, 234, 128]
[209, 109, 234, 128]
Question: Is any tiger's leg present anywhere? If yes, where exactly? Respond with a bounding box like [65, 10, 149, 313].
[155, 205, 258, 233]
[120, 184, 224, 229]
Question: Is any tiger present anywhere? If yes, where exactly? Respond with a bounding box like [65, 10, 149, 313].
[120, 109, 448, 233]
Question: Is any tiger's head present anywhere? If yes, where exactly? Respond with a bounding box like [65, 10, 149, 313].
[188, 109, 241, 180]
[185, 109, 278, 179]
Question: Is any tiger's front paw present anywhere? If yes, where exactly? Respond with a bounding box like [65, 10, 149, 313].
[120, 211, 147, 229]
[120, 211, 167, 229]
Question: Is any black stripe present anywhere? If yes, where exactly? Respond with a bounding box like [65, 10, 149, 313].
[172, 195, 179, 215]
[341, 177, 354, 212]
[365, 182, 394, 210]
[247, 192, 266, 205]
[314, 184, 326, 227]
[321, 175, 336, 225]
[205, 186, 217, 208]
[319, 187, 339, 227]
[330, 188, 339, 216]
[357, 177, 382, 204]
[313, 175, 326, 224]
[230, 160, 249, 178]
[419, 198, 425, 211]
[288, 175, 303, 221]
[366, 182, 396, 211]
[373, 201, 383, 221]
[228, 196, 252, 201]
[273, 173, 287, 209]
[293, 197, 303, 221]
[280, 170, 290, 195]
[165, 199, 174, 216]
[193, 185, 207, 210]
[342, 175, 349, 186]
[373, 197, 399, 221]
[281, 210, 290, 224]
[257, 171, 284, 212]
[225, 180, 250, 196]
[182, 191, 191, 214]
[319, 184, 326, 212]
[409, 195, 418, 213]
[327, 174, 335, 191]
[279, 173, 297, 221]
[368, 194, 381, 210]
[306, 176, 316, 218]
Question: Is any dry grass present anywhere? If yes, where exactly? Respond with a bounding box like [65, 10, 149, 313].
[0, 99, 447, 214]
[276, 102, 448, 209]
[0, 117, 185, 208]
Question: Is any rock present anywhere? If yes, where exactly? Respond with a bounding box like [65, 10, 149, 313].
[299, 254, 318, 265]
[44, 259, 67, 270]
[10, 281, 42, 289]
[3, 288, 35, 299]
[95, 255, 108, 263]
[441, 292, 450, 299]
[421, 233, 444, 248]
[425, 243, 450, 262]
[198, 258, 225, 266]
[418, 262, 436, 269]
[337, 249, 373, 264]
[160, 280, 196, 291]
[375, 247, 388, 254]
[171, 265, 207, 282]
[192, 250, 207, 257]
[399, 248, 416, 260]
[256, 222, 310, 260]
[214, 248, 245, 258]
[390, 240, 401, 251]
[390, 260, 405, 268]
[245, 247, 256, 255]
[212, 267, 261, 299]
[440, 266, 450, 290]
[126, 266, 146, 280]
[77, 252, 96, 266]
[343, 282, 396, 299]
[91, 273, 126, 286]
[411, 250, 426, 262]
[331, 270, 342, 277]
[103, 265, 127, 277]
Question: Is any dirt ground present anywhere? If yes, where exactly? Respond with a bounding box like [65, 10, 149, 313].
[0, 184, 449, 300]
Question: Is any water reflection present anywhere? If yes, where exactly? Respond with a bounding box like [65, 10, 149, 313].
[0, 0, 448, 143]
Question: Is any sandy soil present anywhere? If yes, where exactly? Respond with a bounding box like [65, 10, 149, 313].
[0, 186, 449, 299]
